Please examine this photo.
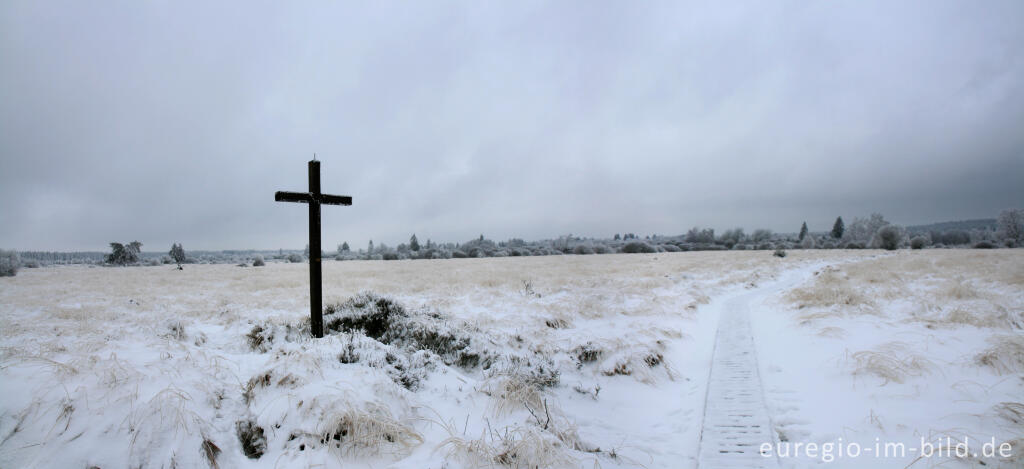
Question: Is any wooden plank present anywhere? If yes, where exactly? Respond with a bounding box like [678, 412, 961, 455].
[275, 191, 312, 203]
[319, 194, 352, 206]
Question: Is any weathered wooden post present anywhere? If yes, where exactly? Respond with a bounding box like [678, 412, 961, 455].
[275, 159, 352, 338]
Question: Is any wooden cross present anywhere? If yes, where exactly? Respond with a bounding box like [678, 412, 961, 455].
[275, 159, 352, 338]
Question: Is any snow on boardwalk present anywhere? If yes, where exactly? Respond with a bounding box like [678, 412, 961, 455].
[697, 291, 779, 469]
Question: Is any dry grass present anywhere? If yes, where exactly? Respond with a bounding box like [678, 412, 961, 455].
[786, 250, 1024, 332]
[993, 402, 1024, 428]
[439, 423, 578, 469]
[786, 266, 868, 313]
[974, 335, 1024, 375]
[849, 342, 935, 384]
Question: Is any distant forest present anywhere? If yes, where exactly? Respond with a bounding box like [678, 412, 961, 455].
[8, 211, 1023, 268]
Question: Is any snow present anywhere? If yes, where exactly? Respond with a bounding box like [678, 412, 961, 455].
[1, 250, 1020, 468]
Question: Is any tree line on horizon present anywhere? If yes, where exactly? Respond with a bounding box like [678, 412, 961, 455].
[3, 209, 1022, 272]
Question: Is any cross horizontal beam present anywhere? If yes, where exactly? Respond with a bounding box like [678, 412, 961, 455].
[275, 191, 352, 206]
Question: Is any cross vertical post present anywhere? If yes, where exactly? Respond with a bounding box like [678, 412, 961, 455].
[275, 159, 352, 338]
[308, 160, 323, 337]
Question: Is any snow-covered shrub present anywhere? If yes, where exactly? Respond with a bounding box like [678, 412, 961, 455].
[572, 245, 594, 255]
[0, 249, 19, 276]
[931, 230, 971, 246]
[974, 241, 995, 249]
[800, 235, 816, 249]
[620, 241, 656, 253]
[324, 292, 493, 369]
[252, 255, 265, 266]
[910, 236, 928, 249]
[773, 248, 787, 258]
[871, 225, 904, 250]
[287, 253, 303, 263]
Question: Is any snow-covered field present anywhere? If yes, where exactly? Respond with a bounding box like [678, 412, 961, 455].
[0, 250, 1020, 468]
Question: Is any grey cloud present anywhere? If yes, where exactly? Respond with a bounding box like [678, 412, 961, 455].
[2, 1, 1022, 250]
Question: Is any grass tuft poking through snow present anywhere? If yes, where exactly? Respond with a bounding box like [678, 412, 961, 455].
[974, 335, 1024, 375]
[849, 342, 935, 384]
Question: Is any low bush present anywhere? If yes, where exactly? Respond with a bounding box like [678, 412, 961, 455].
[324, 292, 492, 369]
[287, 253, 303, 263]
[910, 236, 928, 249]
[871, 225, 903, 250]
[252, 255, 265, 266]
[572, 245, 595, 255]
[620, 241, 656, 254]
[974, 241, 995, 249]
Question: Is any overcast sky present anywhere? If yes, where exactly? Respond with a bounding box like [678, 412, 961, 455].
[2, 1, 1022, 251]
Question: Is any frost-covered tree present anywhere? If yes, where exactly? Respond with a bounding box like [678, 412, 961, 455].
[107, 241, 142, 265]
[997, 209, 1023, 246]
[800, 234, 816, 249]
[367, 240, 374, 254]
[719, 228, 745, 247]
[0, 249, 19, 277]
[338, 242, 350, 253]
[409, 234, 420, 252]
[168, 243, 186, 267]
[685, 227, 715, 244]
[831, 217, 845, 239]
[798, 222, 808, 242]
[844, 213, 889, 244]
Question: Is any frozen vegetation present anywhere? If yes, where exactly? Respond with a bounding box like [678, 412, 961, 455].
[1, 249, 1022, 468]
[9, 211, 1022, 270]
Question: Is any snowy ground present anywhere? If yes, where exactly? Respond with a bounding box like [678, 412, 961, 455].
[0, 250, 1020, 468]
